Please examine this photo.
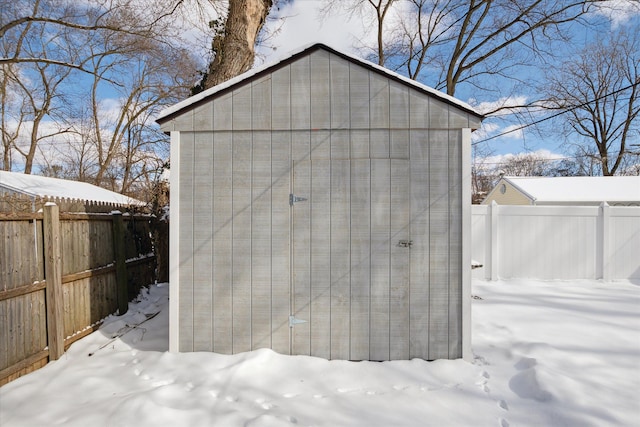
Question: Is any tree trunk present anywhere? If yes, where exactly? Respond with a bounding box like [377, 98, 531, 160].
[204, 0, 272, 89]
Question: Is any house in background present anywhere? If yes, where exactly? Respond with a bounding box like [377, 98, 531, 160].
[483, 176, 640, 206]
[157, 43, 483, 361]
[0, 170, 145, 212]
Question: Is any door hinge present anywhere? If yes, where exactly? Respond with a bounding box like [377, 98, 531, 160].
[289, 315, 308, 328]
[289, 194, 308, 206]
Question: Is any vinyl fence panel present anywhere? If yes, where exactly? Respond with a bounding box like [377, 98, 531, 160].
[472, 203, 640, 280]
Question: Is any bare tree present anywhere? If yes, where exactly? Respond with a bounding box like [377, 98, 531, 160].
[499, 152, 556, 176]
[1, 0, 199, 189]
[471, 144, 497, 203]
[323, 0, 603, 100]
[321, 0, 396, 66]
[544, 30, 640, 176]
[196, 0, 274, 90]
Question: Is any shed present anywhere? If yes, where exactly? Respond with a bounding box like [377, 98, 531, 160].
[483, 176, 640, 206]
[157, 43, 483, 361]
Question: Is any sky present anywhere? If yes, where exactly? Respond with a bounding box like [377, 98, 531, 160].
[5, 0, 639, 174]
[250, 0, 640, 164]
[1, 278, 638, 426]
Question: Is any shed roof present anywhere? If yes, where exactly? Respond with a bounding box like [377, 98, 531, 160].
[500, 176, 640, 203]
[0, 170, 145, 206]
[157, 43, 483, 124]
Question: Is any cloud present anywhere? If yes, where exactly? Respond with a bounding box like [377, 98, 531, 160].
[471, 121, 526, 144]
[469, 96, 529, 116]
[258, 1, 364, 61]
[592, 0, 640, 27]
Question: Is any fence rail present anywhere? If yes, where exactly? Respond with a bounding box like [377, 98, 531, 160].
[472, 202, 640, 281]
[0, 203, 156, 386]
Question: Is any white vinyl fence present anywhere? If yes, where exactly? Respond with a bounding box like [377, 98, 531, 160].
[472, 203, 640, 280]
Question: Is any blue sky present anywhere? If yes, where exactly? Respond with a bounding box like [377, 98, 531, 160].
[253, 0, 640, 163]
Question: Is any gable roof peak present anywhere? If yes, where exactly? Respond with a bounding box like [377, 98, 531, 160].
[157, 42, 482, 124]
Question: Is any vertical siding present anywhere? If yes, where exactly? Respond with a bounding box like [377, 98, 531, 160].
[251, 132, 272, 349]
[232, 85, 252, 130]
[193, 132, 213, 351]
[309, 160, 331, 358]
[448, 130, 463, 358]
[350, 65, 370, 129]
[252, 77, 272, 129]
[330, 56, 350, 129]
[330, 160, 351, 359]
[370, 160, 391, 361]
[212, 132, 233, 353]
[350, 159, 371, 360]
[213, 93, 232, 130]
[291, 55, 311, 129]
[179, 132, 195, 351]
[428, 130, 450, 360]
[370, 73, 390, 129]
[310, 50, 331, 129]
[292, 158, 311, 355]
[389, 160, 410, 360]
[175, 48, 471, 360]
[231, 132, 252, 353]
[271, 131, 291, 354]
[409, 130, 429, 358]
[271, 67, 291, 129]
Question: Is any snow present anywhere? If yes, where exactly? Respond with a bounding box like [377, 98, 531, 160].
[503, 176, 640, 204]
[0, 170, 145, 206]
[1, 279, 639, 427]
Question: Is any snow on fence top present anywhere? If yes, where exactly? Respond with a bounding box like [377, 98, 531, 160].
[0, 170, 145, 214]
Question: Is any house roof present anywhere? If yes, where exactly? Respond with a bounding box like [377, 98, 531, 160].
[501, 176, 640, 203]
[0, 170, 145, 206]
[157, 43, 483, 124]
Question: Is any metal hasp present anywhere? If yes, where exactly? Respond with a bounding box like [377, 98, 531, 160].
[397, 240, 413, 248]
[289, 315, 308, 328]
[289, 193, 308, 206]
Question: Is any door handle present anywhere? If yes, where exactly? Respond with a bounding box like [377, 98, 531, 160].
[397, 240, 413, 248]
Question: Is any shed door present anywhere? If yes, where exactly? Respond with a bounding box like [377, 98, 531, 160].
[291, 159, 410, 360]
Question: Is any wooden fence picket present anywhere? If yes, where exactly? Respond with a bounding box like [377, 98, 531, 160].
[0, 201, 157, 386]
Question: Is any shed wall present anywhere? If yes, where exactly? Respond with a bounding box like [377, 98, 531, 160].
[169, 49, 473, 360]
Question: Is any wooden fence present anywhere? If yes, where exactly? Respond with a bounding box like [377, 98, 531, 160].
[0, 201, 156, 386]
[472, 202, 640, 280]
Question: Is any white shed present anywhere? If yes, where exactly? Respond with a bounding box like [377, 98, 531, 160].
[157, 44, 483, 361]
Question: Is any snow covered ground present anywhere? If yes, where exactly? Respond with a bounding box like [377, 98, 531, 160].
[1, 279, 638, 427]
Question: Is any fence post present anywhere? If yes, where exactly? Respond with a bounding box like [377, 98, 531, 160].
[600, 202, 610, 282]
[490, 201, 499, 280]
[43, 203, 64, 360]
[112, 211, 128, 315]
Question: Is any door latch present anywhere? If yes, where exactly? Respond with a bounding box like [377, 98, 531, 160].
[397, 240, 413, 248]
